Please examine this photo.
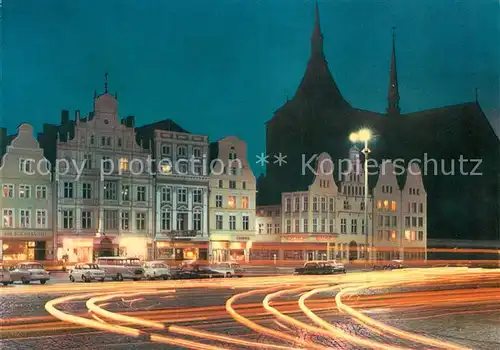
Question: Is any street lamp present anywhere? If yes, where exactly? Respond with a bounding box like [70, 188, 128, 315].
[349, 128, 372, 266]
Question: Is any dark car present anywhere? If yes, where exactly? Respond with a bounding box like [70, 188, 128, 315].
[172, 264, 224, 280]
[295, 261, 344, 275]
[373, 260, 405, 270]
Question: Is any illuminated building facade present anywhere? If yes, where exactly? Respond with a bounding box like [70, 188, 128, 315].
[335, 147, 372, 261]
[39, 81, 154, 263]
[136, 121, 210, 261]
[372, 161, 427, 261]
[251, 153, 338, 262]
[208, 136, 256, 262]
[0, 124, 54, 261]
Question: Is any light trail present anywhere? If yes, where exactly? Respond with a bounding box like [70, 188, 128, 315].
[1, 267, 492, 349]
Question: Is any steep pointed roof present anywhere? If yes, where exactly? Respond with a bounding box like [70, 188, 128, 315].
[387, 27, 401, 115]
[293, 2, 350, 107]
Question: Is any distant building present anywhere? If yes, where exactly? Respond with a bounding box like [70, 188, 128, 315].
[135, 120, 210, 261]
[208, 136, 256, 262]
[255, 205, 281, 236]
[0, 124, 54, 261]
[39, 79, 154, 262]
[259, 3, 500, 242]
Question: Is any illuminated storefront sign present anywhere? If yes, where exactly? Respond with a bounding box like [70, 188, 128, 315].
[0, 230, 52, 238]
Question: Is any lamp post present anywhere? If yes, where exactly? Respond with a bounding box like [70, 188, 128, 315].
[349, 128, 372, 267]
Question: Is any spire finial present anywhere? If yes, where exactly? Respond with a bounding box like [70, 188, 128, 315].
[387, 26, 401, 116]
[104, 72, 108, 93]
[311, 1, 323, 55]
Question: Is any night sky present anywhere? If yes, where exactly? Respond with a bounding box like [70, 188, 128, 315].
[2, 0, 499, 174]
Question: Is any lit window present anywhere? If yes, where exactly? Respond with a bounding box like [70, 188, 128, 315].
[377, 200, 382, 209]
[241, 196, 248, 209]
[391, 230, 397, 241]
[3, 184, 14, 198]
[227, 196, 236, 209]
[119, 158, 129, 171]
[383, 200, 389, 210]
[391, 201, 397, 211]
[404, 230, 411, 240]
[411, 230, 416, 240]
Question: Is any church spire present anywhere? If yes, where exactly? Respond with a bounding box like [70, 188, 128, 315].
[311, 1, 323, 56]
[387, 27, 400, 115]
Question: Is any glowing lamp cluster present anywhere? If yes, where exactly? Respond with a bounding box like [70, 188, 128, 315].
[349, 128, 372, 143]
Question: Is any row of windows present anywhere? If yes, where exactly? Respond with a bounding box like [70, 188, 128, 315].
[285, 196, 335, 213]
[284, 218, 341, 234]
[408, 187, 421, 195]
[160, 212, 203, 231]
[218, 179, 247, 189]
[257, 223, 281, 234]
[2, 184, 48, 199]
[376, 200, 397, 211]
[340, 218, 366, 234]
[160, 187, 204, 203]
[214, 195, 249, 209]
[214, 214, 249, 230]
[160, 144, 203, 158]
[60, 209, 148, 231]
[341, 185, 365, 196]
[376, 230, 425, 241]
[61, 181, 149, 202]
[2, 209, 48, 228]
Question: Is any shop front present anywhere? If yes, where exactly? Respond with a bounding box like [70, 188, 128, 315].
[57, 236, 94, 263]
[154, 240, 208, 261]
[1, 230, 54, 262]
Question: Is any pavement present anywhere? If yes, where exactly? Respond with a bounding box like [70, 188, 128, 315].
[0, 267, 499, 349]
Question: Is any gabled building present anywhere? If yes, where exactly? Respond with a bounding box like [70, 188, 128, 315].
[336, 147, 372, 261]
[0, 124, 54, 261]
[135, 120, 210, 261]
[372, 161, 427, 261]
[208, 136, 256, 262]
[39, 77, 154, 262]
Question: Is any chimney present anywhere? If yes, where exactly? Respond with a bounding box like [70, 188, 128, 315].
[75, 110, 80, 123]
[0, 127, 7, 148]
[61, 110, 69, 125]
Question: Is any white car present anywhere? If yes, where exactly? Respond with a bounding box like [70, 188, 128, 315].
[9, 262, 50, 284]
[142, 261, 171, 280]
[0, 265, 11, 286]
[69, 263, 106, 282]
[210, 262, 245, 278]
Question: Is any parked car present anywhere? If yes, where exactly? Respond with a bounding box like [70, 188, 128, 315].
[69, 263, 106, 282]
[9, 262, 50, 284]
[210, 262, 245, 278]
[326, 260, 346, 273]
[172, 264, 224, 280]
[373, 260, 406, 270]
[0, 265, 11, 286]
[295, 261, 344, 275]
[142, 261, 171, 280]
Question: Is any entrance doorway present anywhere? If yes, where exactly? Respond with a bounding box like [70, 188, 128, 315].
[349, 241, 358, 261]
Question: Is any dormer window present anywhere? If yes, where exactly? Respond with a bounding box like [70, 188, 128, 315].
[229, 147, 237, 160]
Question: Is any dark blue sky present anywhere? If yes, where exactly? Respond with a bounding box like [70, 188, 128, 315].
[2, 0, 499, 174]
